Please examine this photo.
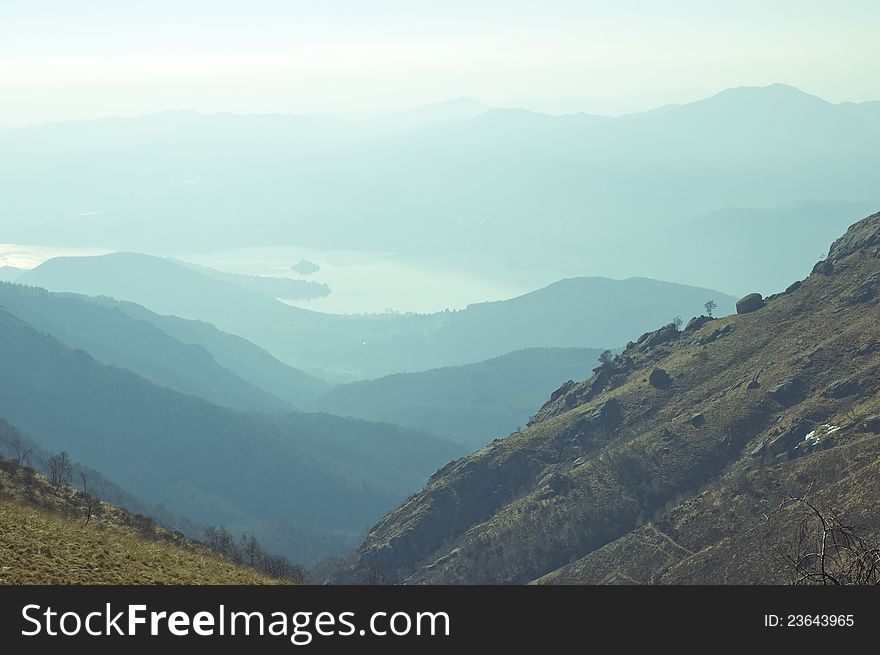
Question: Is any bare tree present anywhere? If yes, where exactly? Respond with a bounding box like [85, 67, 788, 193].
[204, 526, 306, 582]
[240, 533, 263, 567]
[9, 434, 32, 467]
[363, 562, 396, 585]
[598, 349, 613, 365]
[672, 315, 683, 330]
[47, 451, 72, 488]
[261, 553, 307, 583]
[205, 525, 242, 563]
[774, 496, 880, 585]
[704, 300, 717, 318]
[80, 471, 95, 526]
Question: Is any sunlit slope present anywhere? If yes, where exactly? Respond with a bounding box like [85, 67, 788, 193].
[338, 210, 880, 584]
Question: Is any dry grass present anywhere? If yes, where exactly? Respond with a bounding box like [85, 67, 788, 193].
[0, 458, 279, 585]
[0, 499, 278, 584]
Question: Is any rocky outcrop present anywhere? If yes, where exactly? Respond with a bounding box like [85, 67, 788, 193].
[537, 472, 573, 496]
[769, 378, 807, 406]
[812, 259, 835, 276]
[684, 315, 712, 332]
[735, 293, 764, 314]
[576, 398, 622, 433]
[827, 210, 880, 261]
[638, 323, 680, 350]
[844, 274, 878, 305]
[549, 380, 576, 403]
[761, 418, 813, 457]
[821, 378, 859, 398]
[691, 323, 734, 346]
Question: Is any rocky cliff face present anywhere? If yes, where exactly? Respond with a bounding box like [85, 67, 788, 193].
[337, 211, 880, 584]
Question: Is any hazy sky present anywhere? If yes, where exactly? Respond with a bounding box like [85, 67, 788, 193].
[1, 0, 879, 127]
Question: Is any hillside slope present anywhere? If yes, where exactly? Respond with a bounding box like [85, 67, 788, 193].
[336, 210, 880, 584]
[311, 348, 605, 448]
[0, 457, 276, 584]
[107, 298, 328, 404]
[0, 310, 464, 562]
[0, 282, 294, 413]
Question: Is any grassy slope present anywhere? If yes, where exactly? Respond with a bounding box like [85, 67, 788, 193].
[0, 461, 275, 584]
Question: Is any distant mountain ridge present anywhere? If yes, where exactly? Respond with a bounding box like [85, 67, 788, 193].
[0, 282, 297, 413]
[18, 253, 736, 379]
[2, 84, 877, 297]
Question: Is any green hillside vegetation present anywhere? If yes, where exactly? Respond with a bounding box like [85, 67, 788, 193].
[336, 210, 880, 584]
[312, 347, 605, 448]
[0, 282, 294, 413]
[0, 457, 278, 584]
[0, 309, 464, 563]
[19, 253, 735, 380]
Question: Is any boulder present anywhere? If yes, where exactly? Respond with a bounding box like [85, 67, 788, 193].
[649, 368, 672, 389]
[690, 413, 706, 427]
[812, 259, 834, 276]
[863, 416, 880, 434]
[784, 280, 803, 294]
[821, 378, 859, 399]
[736, 293, 765, 314]
[769, 378, 807, 406]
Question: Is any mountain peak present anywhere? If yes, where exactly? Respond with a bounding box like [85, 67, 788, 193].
[705, 83, 832, 108]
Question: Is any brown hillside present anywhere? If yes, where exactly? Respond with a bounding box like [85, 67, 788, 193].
[0, 458, 278, 584]
[337, 210, 880, 584]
